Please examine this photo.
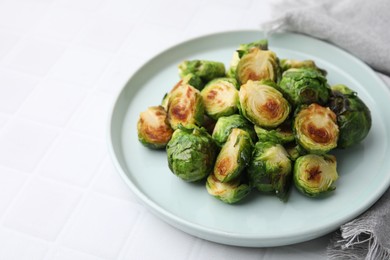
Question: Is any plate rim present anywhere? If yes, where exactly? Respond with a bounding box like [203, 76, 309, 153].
[107, 29, 390, 247]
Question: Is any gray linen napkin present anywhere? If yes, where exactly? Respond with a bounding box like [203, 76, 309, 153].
[261, 0, 390, 75]
[260, 0, 390, 259]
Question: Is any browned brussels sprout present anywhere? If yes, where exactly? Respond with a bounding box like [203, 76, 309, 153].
[294, 103, 339, 154]
[137, 106, 174, 149]
[167, 83, 204, 130]
[294, 154, 338, 197]
[239, 80, 290, 128]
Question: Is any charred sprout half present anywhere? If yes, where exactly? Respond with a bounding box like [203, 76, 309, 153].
[239, 80, 290, 128]
[211, 114, 257, 147]
[279, 68, 330, 107]
[213, 128, 253, 183]
[206, 174, 251, 204]
[280, 59, 327, 76]
[248, 141, 292, 201]
[227, 39, 269, 79]
[254, 120, 294, 144]
[329, 84, 372, 148]
[178, 60, 225, 82]
[137, 106, 174, 149]
[236, 47, 280, 85]
[293, 103, 339, 154]
[294, 154, 338, 197]
[200, 78, 239, 120]
[167, 83, 204, 130]
[166, 126, 217, 182]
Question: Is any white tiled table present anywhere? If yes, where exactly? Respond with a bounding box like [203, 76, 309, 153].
[0, 0, 333, 259]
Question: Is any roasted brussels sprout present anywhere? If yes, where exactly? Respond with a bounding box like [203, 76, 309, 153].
[200, 78, 239, 120]
[227, 39, 269, 79]
[239, 80, 290, 128]
[206, 174, 251, 204]
[254, 120, 294, 144]
[279, 68, 330, 107]
[248, 141, 292, 201]
[329, 84, 372, 148]
[294, 154, 338, 197]
[211, 114, 257, 147]
[178, 60, 225, 82]
[294, 103, 339, 154]
[213, 128, 253, 183]
[167, 83, 204, 129]
[137, 106, 174, 149]
[280, 59, 327, 76]
[236, 47, 280, 85]
[166, 126, 217, 182]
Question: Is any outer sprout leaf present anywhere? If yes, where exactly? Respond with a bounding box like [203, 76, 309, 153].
[166, 126, 217, 182]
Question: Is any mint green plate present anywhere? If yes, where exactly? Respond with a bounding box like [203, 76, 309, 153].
[108, 31, 390, 247]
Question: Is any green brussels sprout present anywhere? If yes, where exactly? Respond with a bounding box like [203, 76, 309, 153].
[167, 83, 204, 130]
[227, 39, 269, 79]
[213, 128, 253, 183]
[166, 126, 217, 182]
[294, 154, 338, 197]
[239, 80, 291, 128]
[137, 106, 174, 149]
[279, 68, 330, 107]
[206, 174, 251, 204]
[248, 141, 292, 201]
[182, 73, 204, 90]
[178, 60, 225, 82]
[280, 59, 327, 76]
[254, 120, 294, 144]
[211, 114, 257, 147]
[236, 47, 280, 85]
[329, 84, 372, 148]
[200, 78, 239, 120]
[294, 103, 339, 154]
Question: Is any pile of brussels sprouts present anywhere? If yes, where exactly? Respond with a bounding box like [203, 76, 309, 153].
[137, 39, 372, 204]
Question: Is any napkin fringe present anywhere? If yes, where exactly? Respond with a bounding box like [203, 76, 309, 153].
[327, 219, 390, 260]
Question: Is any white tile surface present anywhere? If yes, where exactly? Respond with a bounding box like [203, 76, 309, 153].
[0, 119, 58, 172]
[2, 37, 66, 76]
[61, 192, 143, 259]
[48, 46, 112, 87]
[76, 16, 134, 52]
[3, 177, 82, 241]
[0, 70, 39, 113]
[121, 212, 196, 260]
[96, 52, 143, 94]
[48, 247, 106, 260]
[32, 7, 89, 42]
[0, 30, 20, 60]
[92, 157, 138, 202]
[0, 167, 27, 217]
[18, 79, 86, 126]
[39, 132, 106, 187]
[68, 91, 114, 139]
[0, 227, 49, 260]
